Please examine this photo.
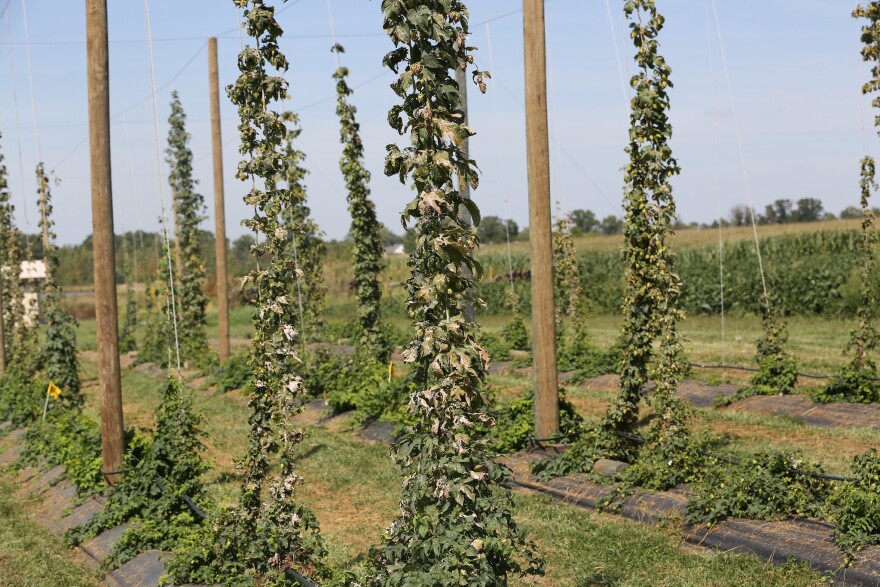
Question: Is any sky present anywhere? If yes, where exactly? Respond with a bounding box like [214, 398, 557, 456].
[0, 0, 874, 246]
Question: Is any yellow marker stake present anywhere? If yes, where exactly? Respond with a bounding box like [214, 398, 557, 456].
[47, 382, 62, 399]
[388, 361, 393, 382]
[42, 382, 62, 421]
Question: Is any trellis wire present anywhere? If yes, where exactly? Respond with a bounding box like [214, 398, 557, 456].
[603, 0, 630, 119]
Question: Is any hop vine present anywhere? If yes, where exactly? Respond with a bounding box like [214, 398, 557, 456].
[166, 91, 209, 366]
[606, 0, 686, 437]
[0, 133, 12, 365]
[138, 249, 175, 368]
[119, 240, 139, 354]
[749, 293, 798, 395]
[818, 2, 880, 402]
[4, 217, 38, 386]
[67, 377, 207, 571]
[367, 2, 542, 585]
[552, 211, 582, 329]
[277, 111, 326, 345]
[535, 0, 690, 480]
[170, 2, 327, 584]
[332, 44, 390, 362]
[36, 163, 81, 406]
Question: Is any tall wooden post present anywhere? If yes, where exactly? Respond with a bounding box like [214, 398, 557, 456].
[456, 67, 475, 323]
[208, 37, 230, 362]
[86, 0, 125, 484]
[523, 0, 559, 438]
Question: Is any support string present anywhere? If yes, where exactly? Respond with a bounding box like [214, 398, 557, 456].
[710, 0, 767, 300]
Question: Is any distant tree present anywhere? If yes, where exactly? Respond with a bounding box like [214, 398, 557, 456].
[762, 199, 793, 224]
[599, 214, 624, 235]
[791, 198, 824, 223]
[728, 205, 750, 227]
[569, 208, 598, 234]
[378, 225, 402, 247]
[841, 205, 862, 219]
[478, 215, 518, 244]
[231, 234, 254, 258]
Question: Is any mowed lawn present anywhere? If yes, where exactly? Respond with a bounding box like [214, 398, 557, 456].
[0, 477, 100, 587]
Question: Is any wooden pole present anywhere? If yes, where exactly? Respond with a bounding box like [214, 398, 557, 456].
[86, 0, 125, 484]
[208, 37, 230, 362]
[456, 67, 475, 323]
[523, 0, 559, 438]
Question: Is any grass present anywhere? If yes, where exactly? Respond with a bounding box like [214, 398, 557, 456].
[0, 477, 100, 587]
[515, 494, 819, 587]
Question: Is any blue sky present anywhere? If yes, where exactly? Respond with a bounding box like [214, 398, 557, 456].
[0, 0, 873, 245]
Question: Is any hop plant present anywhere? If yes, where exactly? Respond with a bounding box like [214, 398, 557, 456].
[119, 270, 139, 354]
[552, 210, 582, 329]
[332, 44, 390, 363]
[166, 91, 209, 366]
[605, 0, 687, 437]
[818, 3, 880, 403]
[750, 294, 798, 394]
[366, 2, 543, 585]
[0, 133, 13, 364]
[279, 110, 327, 344]
[36, 163, 81, 406]
[539, 0, 690, 478]
[168, 2, 328, 584]
[67, 377, 207, 570]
